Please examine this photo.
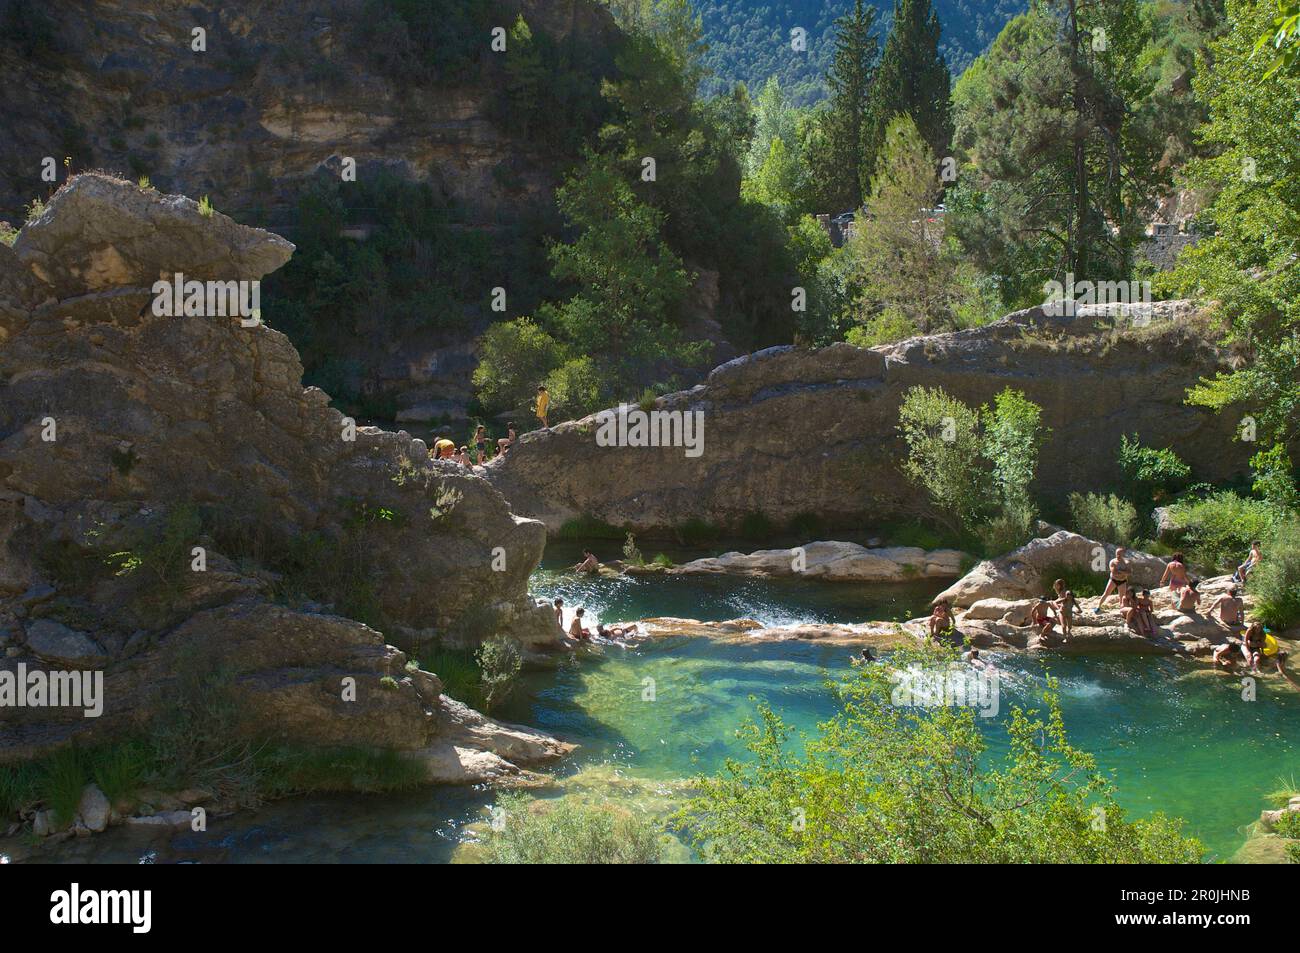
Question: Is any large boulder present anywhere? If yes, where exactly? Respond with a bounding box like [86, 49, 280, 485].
[933, 531, 1168, 608]
[0, 176, 567, 778]
[486, 303, 1242, 534]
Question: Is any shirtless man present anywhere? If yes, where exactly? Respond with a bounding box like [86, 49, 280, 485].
[1052, 578, 1076, 641]
[1207, 587, 1245, 631]
[568, 607, 592, 641]
[1095, 547, 1131, 612]
[1177, 578, 1201, 614]
[572, 550, 599, 573]
[553, 597, 564, 629]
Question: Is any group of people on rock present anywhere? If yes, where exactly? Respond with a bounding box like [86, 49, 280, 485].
[549, 596, 635, 644]
[427, 384, 552, 468]
[926, 540, 1290, 678]
[431, 422, 516, 467]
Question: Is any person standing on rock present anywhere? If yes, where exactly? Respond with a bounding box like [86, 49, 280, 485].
[535, 385, 550, 430]
[1095, 547, 1131, 612]
[474, 424, 489, 465]
[1052, 579, 1076, 641]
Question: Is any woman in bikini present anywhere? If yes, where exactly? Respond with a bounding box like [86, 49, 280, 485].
[474, 425, 488, 465]
[1137, 588, 1158, 637]
[1158, 553, 1190, 595]
[1242, 621, 1267, 672]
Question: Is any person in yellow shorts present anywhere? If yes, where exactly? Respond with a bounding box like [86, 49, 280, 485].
[535, 385, 550, 429]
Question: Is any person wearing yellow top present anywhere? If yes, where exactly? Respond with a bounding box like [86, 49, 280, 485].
[535, 385, 549, 429]
[432, 438, 456, 460]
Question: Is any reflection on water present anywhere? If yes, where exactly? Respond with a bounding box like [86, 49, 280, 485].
[14, 558, 1300, 863]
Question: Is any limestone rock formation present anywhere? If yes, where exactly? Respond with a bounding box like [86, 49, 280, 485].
[932, 530, 1168, 608]
[487, 303, 1244, 534]
[0, 175, 567, 781]
[666, 541, 966, 582]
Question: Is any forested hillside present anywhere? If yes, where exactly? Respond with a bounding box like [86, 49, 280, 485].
[691, 0, 1025, 102]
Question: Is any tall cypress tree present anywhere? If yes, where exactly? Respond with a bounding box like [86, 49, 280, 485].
[861, 0, 953, 198]
[808, 0, 879, 212]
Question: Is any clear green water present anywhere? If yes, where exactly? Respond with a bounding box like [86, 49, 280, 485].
[17, 544, 1300, 864]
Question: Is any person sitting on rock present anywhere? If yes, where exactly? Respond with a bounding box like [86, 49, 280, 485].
[553, 597, 564, 629]
[1031, 598, 1057, 641]
[1242, 621, 1268, 672]
[1121, 586, 1153, 637]
[496, 422, 517, 457]
[928, 600, 954, 640]
[1233, 541, 1264, 585]
[568, 607, 592, 641]
[1212, 639, 1242, 671]
[1095, 547, 1131, 612]
[1137, 588, 1159, 637]
[457, 445, 473, 467]
[1176, 578, 1201, 615]
[1052, 578, 1076, 641]
[1207, 587, 1245, 631]
[1158, 553, 1190, 594]
[572, 550, 599, 573]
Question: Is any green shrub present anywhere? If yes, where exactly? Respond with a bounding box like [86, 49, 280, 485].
[1118, 434, 1191, 502]
[675, 518, 721, 546]
[740, 511, 775, 540]
[1251, 523, 1300, 630]
[1274, 811, 1300, 840]
[422, 644, 484, 708]
[786, 512, 823, 538]
[1039, 561, 1103, 599]
[622, 532, 643, 566]
[255, 746, 425, 796]
[92, 741, 148, 806]
[1164, 491, 1280, 571]
[1068, 492, 1138, 546]
[975, 501, 1035, 558]
[483, 792, 663, 864]
[845, 307, 916, 347]
[0, 762, 39, 820]
[39, 747, 91, 828]
[651, 552, 674, 568]
[477, 635, 523, 713]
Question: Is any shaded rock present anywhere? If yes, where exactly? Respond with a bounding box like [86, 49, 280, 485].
[75, 784, 111, 833]
[23, 619, 106, 668]
[487, 304, 1242, 533]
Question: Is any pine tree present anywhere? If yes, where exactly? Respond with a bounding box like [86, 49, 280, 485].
[808, 0, 879, 212]
[861, 0, 953, 198]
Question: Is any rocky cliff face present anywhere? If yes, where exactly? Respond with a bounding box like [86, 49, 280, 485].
[486, 301, 1245, 534]
[0, 174, 565, 775]
[0, 0, 615, 222]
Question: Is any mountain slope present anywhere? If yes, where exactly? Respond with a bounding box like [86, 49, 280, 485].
[694, 0, 1025, 104]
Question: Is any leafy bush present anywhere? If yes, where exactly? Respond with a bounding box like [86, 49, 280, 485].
[975, 501, 1035, 558]
[1165, 491, 1280, 571]
[1251, 523, 1300, 630]
[677, 643, 1203, 863]
[483, 792, 663, 864]
[1039, 561, 1104, 599]
[1118, 434, 1191, 502]
[543, 356, 605, 421]
[740, 511, 776, 540]
[897, 386, 985, 530]
[477, 635, 523, 713]
[981, 387, 1050, 510]
[845, 307, 916, 347]
[420, 644, 483, 708]
[622, 532, 643, 566]
[1068, 492, 1139, 546]
[474, 318, 566, 416]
